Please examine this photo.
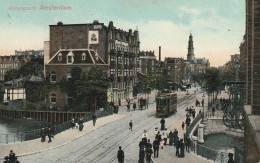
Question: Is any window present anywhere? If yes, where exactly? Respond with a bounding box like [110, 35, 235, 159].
[50, 94, 56, 104]
[82, 53, 86, 60]
[50, 71, 56, 82]
[124, 57, 128, 65]
[117, 69, 122, 76]
[130, 69, 133, 76]
[117, 56, 122, 64]
[168, 66, 171, 70]
[124, 69, 128, 76]
[110, 68, 115, 75]
[58, 53, 62, 61]
[67, 51, 74, 64]
[66, 72, 72, 81]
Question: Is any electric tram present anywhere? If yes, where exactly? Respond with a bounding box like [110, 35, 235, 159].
[156, 90, 177, 117]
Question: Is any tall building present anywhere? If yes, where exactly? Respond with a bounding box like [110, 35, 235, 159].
[138, 50, 156, 76]
[46, 20, 139, 105]
[187, 33, 195, 61]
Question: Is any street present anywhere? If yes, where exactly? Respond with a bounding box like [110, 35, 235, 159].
[18, 87, 205, 163]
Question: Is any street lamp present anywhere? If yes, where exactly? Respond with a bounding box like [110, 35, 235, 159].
[202, 94, 207, 124]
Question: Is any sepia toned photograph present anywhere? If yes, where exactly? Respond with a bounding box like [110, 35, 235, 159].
[0, 0, 258, 162]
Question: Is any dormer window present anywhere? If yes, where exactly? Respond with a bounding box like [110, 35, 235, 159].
[67, 51, 74, 64]
[82, 53, 86, 60]
[58, 53, 62, 61]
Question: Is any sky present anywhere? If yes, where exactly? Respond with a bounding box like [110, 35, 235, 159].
[0, 0, 245, 67]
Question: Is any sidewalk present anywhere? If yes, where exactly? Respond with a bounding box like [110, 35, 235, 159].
[0, 114, 126, 159]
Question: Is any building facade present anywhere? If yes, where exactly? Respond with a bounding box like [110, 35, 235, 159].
[47, 21, 139, 104]
[45, 49, 108, 108]
[138, 51, 156, 76]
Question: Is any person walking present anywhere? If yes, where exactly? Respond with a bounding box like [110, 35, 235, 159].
[153, 138, 160, 158]
[162, 132, 167, 145]
[182, 122, 185, 130]
[160, 118, 165, 130]
[138, 147, 145, 163]
[40, 127, 46, 142]
[169, 130, 174, 146]
[173, 129, 178, 147]
[145, 146, 153, 163]
[146, 139, 153, 149]
[92, 114, 97, 126]
[176, 139, 180, 157]
[179, 139, 185, 157]
[156, 131, 162, 142]
[186, 136, 191, 152]
[142, 130, 148, 145]
[9, 150, 17, 163]
[47, 127, 53, 143]
[139, 139, 146, 151]
[133, 102, 136, 111]
[192, 109, 196, 119]
[79, 117, 84, 131]
[127, 104, 130, 112]
[117, 146, 124, 163]
[129, 120, 133, 131]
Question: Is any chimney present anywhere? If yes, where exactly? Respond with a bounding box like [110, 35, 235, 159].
[159, 46, 161, 62]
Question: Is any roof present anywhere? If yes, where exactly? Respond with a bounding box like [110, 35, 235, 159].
[4, 75, 43, 85]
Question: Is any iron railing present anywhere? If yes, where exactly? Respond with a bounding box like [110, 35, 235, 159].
[186, 113, 202, 137]
[0, 107, 113, 144]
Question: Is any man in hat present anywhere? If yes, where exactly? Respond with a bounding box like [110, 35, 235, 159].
[117, 146, 124, 163]
[169, 130, 174, 146]
[160, 118, 166, 130]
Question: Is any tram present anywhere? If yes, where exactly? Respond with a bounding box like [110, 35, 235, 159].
[156, 90, 177, 117]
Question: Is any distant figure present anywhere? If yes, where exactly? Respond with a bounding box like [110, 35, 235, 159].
[227, 152, 235, 163]
[142, 130, 148, 145]
[127, 104, 130, 112]
[92, 114, 97, 126]
[173, 129, 178, 147]
[145, 139, 153, 149]
[145, 146, 153, 163]
[79, 117, 84, 131]
[129, 120, 133, 131]
[119, 99, 121, 106]
[179, 139, 185, 157]
[153, 138, 160, 158]
[40, 127, 46, 142]
[160, 139, 164, 149]
[162, 132, 167, 145]
[71, 118, 76, 129]
[117, 146, 124, 163]
[176, 139, 180, 157]
[133, 102, 137, 111]
[160, 118, 165, 130]
[185, 137, 191, 152]
[192, 109, 196, 119]
[47, 127, 53, 143]
[138, 147, 145, 163]
[9, 150, 17, 163]
[182, 122, 185, 130]
[169, 130, 174, 146]
[154, 127, 159, 136]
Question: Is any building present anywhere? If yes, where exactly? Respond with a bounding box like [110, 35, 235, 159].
[0, 56, 26, 82]
[47, 21, 139, 104]
[45, 48, 108, 108]
[138, 50, 156, 76]
[164, 57, 184, 85]
[187, 33, 195, 61]
[239, 1, 260, 162]
[15, 49, 44, 57]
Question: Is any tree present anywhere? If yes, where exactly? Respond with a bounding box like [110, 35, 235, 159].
[24, 81, 51, 103]
[204, 67, 222, 106]
[59, 67, 109, 112]
[4, 69, 19, 82]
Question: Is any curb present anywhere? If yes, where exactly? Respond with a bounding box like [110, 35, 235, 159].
[0, 114, 127, 160]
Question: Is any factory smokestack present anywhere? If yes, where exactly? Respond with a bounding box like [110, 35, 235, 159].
[159, 46, 161, 62]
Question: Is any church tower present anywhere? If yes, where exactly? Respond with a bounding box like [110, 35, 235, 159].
[187, 33, 195, 61]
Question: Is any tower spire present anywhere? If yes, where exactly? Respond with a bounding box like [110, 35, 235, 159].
[187, 32, 195, 61]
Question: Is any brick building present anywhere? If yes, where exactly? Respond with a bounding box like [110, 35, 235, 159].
[45, 49, 108, 108]
[164, 57, 184, 85]
[46, 20, 139, 105]
[138, 50, 156, 76]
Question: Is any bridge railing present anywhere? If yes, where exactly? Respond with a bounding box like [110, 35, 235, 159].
[186, 113, 202, 137]
[0, 107, 113, 144]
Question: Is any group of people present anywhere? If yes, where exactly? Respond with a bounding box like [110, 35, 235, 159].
[186, 106, 197, 120]
[126, 99, 137, 112]
[3, 150, 20, 163]
[40, 126, 54, 143]
[70, 114, 97, 132]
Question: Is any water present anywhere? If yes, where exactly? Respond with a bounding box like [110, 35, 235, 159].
[0, 115, 50, 144]
[200, 134, 245, 163]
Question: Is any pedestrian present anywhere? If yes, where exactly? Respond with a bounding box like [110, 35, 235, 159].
[142, 130, 148, 145]
[186, 136, 191, 152]
[176, 139, 180, 157]
[156, 131, 162, 142]
[9, 150, 17, 163]
[133, 102, 136, 111]
[173, 129, 178, 147]
[117, 146, 124, 163]
[138, 147, 145, 163]
[179, 139, 185, 157]
[92, 114, 97, 126]
[192, 109, 196, 119]
[186, 117, 191, 127]
[47, 127, 53, 143]
[169, 130, 174, 146]
[146, 139, 153, 149]
[79, 117, 84, 131]
[160, 139, 164, 149]
[145, 146, 153, 163]
[139, 139, 146, 151]
[40, 127, 46, 142]
[162, 132, 167, 145]
[160, 118, 165, 130]
[119, 99, 121, 106]
[182, 122, 185, 130]
[189, 107, 192, 115]
[154, 127, 159, 136]
[174, 135, 179, 147]
[227, 150, 235, 163]
[71, 118, 76, 129]
[212, 107, 216, 116]
[129, 120, 133, 131]
[153, 138, 160, 158]
[127, 104, 130, 112]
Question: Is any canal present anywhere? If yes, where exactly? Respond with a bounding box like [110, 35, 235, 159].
[0, 115, 50, 144]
